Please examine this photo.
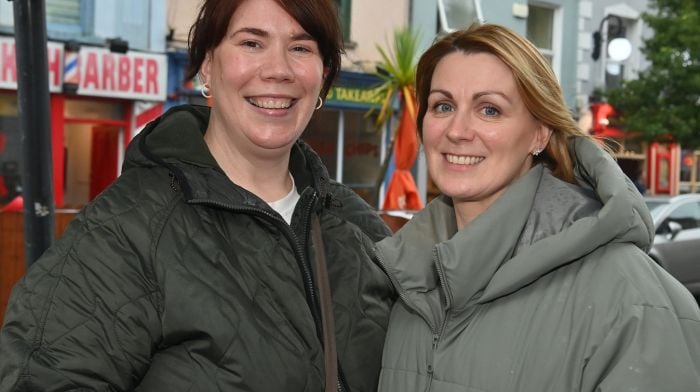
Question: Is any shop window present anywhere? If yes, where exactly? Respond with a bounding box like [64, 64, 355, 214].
[303, 109, 383, 205]
[437, 0, 481, 33]
[341, 111, 383, 203]
[0, 94, 20, 206]
[304, 110, 339, 179]
[335, 0, 352, 44]
[680, 150, 700, 193]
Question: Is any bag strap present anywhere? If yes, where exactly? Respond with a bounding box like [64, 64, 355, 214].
[311, 215, 338, 392]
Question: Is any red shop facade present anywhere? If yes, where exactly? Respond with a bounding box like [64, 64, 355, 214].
[0, 37, 166, 209]
[590, 102, 680, 195]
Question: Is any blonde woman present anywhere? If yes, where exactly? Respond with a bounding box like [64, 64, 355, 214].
[377, 23, 700, 392]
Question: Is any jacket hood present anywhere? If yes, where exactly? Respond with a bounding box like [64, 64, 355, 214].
[376, 137, 654, 311]
[122, 104, 332, 207]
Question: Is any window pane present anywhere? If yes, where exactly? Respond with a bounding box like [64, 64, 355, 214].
[335, 0, 351, 42]
[303, 110, 340, 178]
[46, 0, 81, 25]
[659, 159, 669, 189]
[342, 111, 382, 204]
[527, 5, 553, 50]
[668, 202, 700, 230]
[439, 0, 479, 31]
[681, 150, 693, 182]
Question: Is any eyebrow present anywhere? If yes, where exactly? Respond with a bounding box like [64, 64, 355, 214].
[429, 89, 512, 104]
[231, 27, 315, 42]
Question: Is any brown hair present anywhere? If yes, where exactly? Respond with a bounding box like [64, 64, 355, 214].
[416, 23, 595, 183]
[186, 0, 343, 98]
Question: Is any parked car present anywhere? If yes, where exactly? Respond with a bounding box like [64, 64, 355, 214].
[644, 194, 700, 298]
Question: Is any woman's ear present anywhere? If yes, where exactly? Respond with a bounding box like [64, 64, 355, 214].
[200, 52, 213, 83]
[536, 124, 553, 151]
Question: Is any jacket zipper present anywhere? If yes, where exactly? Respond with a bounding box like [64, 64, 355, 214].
[190, 198, 321, 331]
[375, 247, 451, 392]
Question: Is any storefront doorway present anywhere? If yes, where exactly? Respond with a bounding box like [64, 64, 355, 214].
[61, 98, 130, 208]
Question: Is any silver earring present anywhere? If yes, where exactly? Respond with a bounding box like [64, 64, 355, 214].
[198, 73, 212, 99]
[201, 83, 212, 99]
[533, 149, 542, 157]
[315, 97, 323, 110]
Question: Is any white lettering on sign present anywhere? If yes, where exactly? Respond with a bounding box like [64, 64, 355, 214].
[77, 47, 167, 101]
[0, 37, 64, 93]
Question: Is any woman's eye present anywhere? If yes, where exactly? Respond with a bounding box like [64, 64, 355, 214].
[241, 40, 261, 49]
[481, 105, 500, 117]
[433, 103, 453, 113]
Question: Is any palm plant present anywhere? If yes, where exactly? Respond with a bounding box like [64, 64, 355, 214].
[371, 28, 422, 210]
[373, 28, 420, 127]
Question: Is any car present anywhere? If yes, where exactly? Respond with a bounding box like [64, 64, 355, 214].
[644, 194, 700, 298]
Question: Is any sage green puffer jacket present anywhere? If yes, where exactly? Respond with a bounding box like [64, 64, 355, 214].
[376, 138, 700, 392]
[0, 105, 395, 391]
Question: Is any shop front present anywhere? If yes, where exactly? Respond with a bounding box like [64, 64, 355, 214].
[304, 71, 389, 206]
[590, 102, 681, 195]
[0, 37, 167, 209]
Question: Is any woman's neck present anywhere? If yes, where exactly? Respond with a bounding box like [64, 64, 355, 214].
[204, 124, 293, 202]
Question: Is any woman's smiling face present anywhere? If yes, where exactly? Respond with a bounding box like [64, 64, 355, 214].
[201, 0, 325, 156]
[422, 51, 551, 222]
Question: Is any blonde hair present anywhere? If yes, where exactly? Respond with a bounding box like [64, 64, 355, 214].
[416, 23, 595, 183]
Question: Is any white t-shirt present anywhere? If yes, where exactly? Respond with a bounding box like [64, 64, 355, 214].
[267, 173, 300, 225]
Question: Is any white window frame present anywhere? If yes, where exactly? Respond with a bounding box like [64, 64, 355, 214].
[527, 2, 563, 80]
[437, 0, 484, 33]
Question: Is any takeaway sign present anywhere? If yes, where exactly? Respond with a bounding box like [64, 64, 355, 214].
[0, 37, 64, 93]
[75, 47, 167, 101]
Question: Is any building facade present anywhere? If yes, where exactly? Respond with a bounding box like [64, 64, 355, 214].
[0, 0, 168, 209]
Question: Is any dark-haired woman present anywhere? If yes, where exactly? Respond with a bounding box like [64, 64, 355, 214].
[0, 0, 394, 390]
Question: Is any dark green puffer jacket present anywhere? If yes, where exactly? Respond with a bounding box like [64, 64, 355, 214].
[0, 105, 395, 391]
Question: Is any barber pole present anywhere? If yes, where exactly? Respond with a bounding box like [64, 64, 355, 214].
[64, 53, 79, 84]
[63, 43, 79, 93]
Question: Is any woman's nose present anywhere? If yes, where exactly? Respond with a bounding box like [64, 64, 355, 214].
[260, 48, 295, 82]
[446, 111, 476, 141]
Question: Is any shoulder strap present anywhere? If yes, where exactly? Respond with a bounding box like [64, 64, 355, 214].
[311, 215, 338, 392]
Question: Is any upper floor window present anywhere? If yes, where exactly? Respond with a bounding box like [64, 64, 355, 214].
[526, 5, 554, 63]
[46, 0, 90, 38]
[526, 3, 561, 77]
[335, 0, 352, 43]
[437, 0, 482, 33]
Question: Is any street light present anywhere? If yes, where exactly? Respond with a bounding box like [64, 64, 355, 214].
[591, 14, 631, 62]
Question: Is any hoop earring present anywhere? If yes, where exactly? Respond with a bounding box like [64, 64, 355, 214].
[201, 83, 212, 99]
[197, 73, 212, 99]
[315, 97, 323, 110]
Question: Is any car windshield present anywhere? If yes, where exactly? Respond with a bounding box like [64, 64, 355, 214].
[645, 200, 669, 220]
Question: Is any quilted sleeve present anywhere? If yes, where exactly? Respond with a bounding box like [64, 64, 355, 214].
[0, 198, 163, 391]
